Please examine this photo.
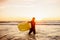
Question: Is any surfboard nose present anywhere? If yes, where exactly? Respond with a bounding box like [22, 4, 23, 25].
[18, 22, 31, 31]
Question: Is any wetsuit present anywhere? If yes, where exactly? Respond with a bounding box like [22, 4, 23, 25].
[29, 20, 36, 35]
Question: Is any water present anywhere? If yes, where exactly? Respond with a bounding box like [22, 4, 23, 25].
[0, 23, 60, 40]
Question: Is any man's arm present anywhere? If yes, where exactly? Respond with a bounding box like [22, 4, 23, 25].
[28, 21, 31, 23]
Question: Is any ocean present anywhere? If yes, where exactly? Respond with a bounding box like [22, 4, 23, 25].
[0, 22, 60, 40]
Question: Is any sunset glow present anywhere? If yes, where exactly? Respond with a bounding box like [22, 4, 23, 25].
[0, 0, 60, 21]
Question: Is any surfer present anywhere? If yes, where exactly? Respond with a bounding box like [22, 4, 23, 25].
[28, 17, 36, 35]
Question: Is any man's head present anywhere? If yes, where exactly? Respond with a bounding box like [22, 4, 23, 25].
[32, 17, 35, 21]
[33, 17, 35, 19]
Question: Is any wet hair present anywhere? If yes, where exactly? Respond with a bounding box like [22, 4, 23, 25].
[32, 17, 35, 19]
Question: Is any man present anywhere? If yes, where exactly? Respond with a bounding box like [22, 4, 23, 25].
[28, 17, 36, 35]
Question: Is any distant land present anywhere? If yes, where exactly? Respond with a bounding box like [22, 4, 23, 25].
[0, 20, 60, 25]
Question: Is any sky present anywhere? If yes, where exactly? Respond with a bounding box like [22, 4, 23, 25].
[0, 0, 60, 21]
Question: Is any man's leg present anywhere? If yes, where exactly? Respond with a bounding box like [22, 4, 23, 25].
[33, 29, 36, 35]
[29, 28, 33, 35]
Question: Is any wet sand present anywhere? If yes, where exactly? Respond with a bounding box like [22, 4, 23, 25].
[0, 24, 60, 40]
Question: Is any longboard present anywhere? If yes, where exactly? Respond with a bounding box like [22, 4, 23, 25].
[18, 22, 31, 31]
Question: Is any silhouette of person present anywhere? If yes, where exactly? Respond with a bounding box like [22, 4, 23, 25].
[28, 17, 36, 35]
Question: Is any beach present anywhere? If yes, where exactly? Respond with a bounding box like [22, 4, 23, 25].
[0, 23, 60, 40]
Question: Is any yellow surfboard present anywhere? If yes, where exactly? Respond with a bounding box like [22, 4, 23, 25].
[18, 22, 31, 31]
